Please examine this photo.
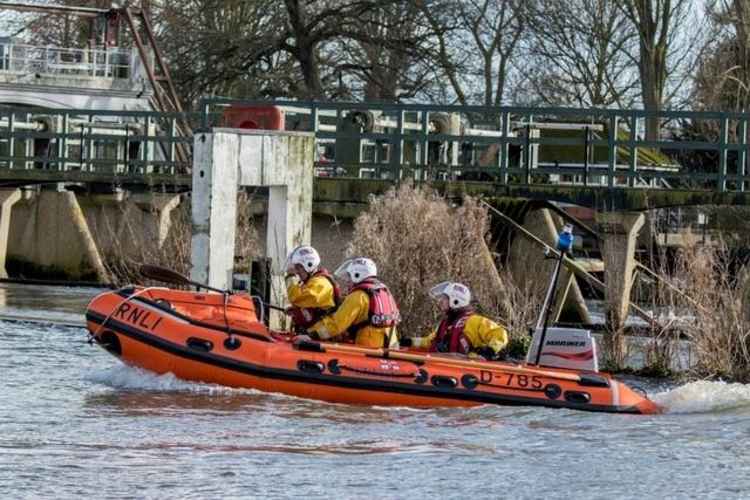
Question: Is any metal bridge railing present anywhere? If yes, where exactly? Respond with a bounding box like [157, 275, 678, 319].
[201, 98, 750, 194]
[1, 99, 749, 194]
[0, 43, 133, 79]
[0, 107, 197, 184]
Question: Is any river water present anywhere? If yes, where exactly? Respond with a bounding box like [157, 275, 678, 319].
[1, 283, 749, 499]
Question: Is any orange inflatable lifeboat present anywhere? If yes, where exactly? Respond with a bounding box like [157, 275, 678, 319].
[85, 285, 662, 414]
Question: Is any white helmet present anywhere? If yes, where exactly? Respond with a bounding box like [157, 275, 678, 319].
[429, 281, 471, 309]
[286, 245, 321, 273]
[335, 257, 377, 284]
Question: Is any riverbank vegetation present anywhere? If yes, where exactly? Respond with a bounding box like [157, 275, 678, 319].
[95, 193, 259, 286]
[347, 184, 540, 356]
[661, 245, 750, 383]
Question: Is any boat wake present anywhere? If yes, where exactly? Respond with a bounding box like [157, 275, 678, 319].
[654, 380, 750, 414]
[88, 365, 750, 416]
[86, 364, 252, 395]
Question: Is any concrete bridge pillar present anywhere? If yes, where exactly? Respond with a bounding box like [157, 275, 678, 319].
[191, 129, 314, 326]
[0, 189, 21, 278]
[596, 211, 645, 332]
[132, 193, 182, 248]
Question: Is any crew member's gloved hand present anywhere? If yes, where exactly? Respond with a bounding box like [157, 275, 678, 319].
[285, 273, 299, 286]
[399, 337, 413, 347]
[270, 330, 293, 342]
[292, 334, 313, 344]
[475, 347, 497, 361]
[468, 351, 486, 361]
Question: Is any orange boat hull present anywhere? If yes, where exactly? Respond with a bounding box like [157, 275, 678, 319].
[85, 287, 662, 415]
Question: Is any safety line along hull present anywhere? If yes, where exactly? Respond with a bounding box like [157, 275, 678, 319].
[84, 288, 662, 414]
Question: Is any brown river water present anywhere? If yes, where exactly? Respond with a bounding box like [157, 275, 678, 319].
[1, 283, 749, 499]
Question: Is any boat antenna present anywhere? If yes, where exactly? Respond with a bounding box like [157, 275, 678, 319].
[533, 224, 574, 366]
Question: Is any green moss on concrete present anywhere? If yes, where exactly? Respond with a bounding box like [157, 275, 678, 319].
[314, 177, 394, 203]
[313, 176, 750, 213]
[6, 257, 100, 282]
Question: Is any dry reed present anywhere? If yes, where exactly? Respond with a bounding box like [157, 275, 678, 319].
[96, 192, 259, 286]
[347, 184, 543, 352]
[672, 244, 750, 381]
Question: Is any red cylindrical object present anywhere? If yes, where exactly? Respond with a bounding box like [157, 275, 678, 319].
[221, 105, 285, 131]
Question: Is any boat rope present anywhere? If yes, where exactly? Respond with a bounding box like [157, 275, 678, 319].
[251, 295, 266, 325]
[86, 286, 168, 344]
[337, 364, 417, 378]
[222, 291, 231, 339]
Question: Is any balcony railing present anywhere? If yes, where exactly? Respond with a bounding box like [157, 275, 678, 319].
[0, 43, 133, 79]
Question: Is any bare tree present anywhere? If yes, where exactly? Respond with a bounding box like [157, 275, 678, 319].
[421, 1, 469, 103]
[335, 2, 437, 102]
[283, 0, 446, 101]
[423, 0, 527, 106]
[283, 0, 409, 99]
[157, 0, 289, 103]
[156, 0, 293, 101]
[525, 0, 639, 108]
[618, 0, 696, 139]
[462, 0, 527, 106]
[694, 0, 750, 112]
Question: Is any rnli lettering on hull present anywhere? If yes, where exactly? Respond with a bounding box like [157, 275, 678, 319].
[114, 302, 163, 332]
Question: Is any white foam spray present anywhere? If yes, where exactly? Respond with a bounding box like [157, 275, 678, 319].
[654, 380, 750, 414]
[86, 364, 254, 395]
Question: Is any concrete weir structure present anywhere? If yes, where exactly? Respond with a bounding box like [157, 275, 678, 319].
[190, 129, 314, 323]
[2, 188, 183, 281]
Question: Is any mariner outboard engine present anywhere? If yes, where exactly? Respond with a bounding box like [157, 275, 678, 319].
[526, 327, 598, 372]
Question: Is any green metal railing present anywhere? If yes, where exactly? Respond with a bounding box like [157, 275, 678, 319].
[0, 106, 199, 187]
[201, 98, 750, 193]
[1, 98, 749, 195]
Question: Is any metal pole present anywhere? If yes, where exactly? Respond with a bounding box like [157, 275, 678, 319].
[583, 126, 590, 187]
[718, 116, 728, 192]
[499, 111, 509, 184]
[79, 124, 85, 168]
[124, 123, 129, 173]
[629, 112, 637, 188]
[60, 113, 67, 171]
[534, 250, 565, 366]
[7, 112, 14, 169]
[524, 123, 531, 184]
[607, 115, 618, 189]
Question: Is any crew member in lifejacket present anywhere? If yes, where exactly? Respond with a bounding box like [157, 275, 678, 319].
[285, 245, 341, 333]
[406, 281, 508, 360]
[306, 257, 401, 348]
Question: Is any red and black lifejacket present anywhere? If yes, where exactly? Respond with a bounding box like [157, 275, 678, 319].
[288, 268, 342, 329]
[430, 307, 475, 355]
[348, 277, 401, 334]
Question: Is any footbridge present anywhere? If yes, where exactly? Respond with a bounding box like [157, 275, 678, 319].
[1, 100, 750, 211]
